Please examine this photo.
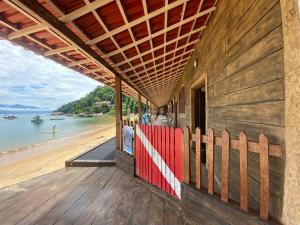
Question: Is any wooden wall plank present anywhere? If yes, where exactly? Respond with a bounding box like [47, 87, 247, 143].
[239, 131, 248, 211]
[226, 26, 283, 77]
[208, 101, 284, 127]
[221, 130, 230, 202]
[215, 50, 284, 96]
[207, 128, 214, 195]
[259, 133, 269, 220]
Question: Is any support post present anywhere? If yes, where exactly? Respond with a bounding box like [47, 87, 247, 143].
[138, 94, 142, 123]
[115, 75, 122, 151]
[281, 0, 300, 224]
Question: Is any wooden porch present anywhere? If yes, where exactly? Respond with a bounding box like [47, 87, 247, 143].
[0, 166, 271, 225]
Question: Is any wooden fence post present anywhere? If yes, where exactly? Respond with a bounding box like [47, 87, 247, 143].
[195, 127, 202, 189]
[221, 130, 230, 202]
[239, 132, 248, 211]
[183, 126, 190, 184]
[259, 133, 269, 220]
[207, 128, 214, 195]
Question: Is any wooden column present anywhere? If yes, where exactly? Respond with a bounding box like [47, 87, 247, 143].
[281, 0, 300, 224]
[115, 75, 122, 151]
[138, 94, 142, 122]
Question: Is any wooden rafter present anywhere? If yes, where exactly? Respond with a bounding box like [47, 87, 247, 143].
[1, 0, 218, 106]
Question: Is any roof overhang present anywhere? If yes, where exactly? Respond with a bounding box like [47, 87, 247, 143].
[0, 0, 217, 106]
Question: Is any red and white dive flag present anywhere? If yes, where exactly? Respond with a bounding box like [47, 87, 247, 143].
[135, 124, 182, 199]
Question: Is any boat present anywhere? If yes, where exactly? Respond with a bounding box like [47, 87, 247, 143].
[3, 115, 17, 120]
[31, 115, 43, 124]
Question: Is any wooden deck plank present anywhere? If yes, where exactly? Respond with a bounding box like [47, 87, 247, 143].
[165, 202, 184, 225]
[18, 167, 111, 225]
[112, 182, 141, 225]
[0, 168, 70, 204]
[0, 168, 95, 225]
[128, 187, 152, 225]
[0, 168, 78, 209]
[0, 166, 270, 225]
[53, 167, 117, 225]
[33, 168, 114, 225]
[91, 178, 134, 225]
[147, 193, 165, 225]
[73, 168, 123, 225]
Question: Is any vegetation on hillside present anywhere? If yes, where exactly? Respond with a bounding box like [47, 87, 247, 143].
[56, 86, 146, 115]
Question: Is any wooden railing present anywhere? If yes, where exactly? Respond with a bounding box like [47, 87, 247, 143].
[182, 127, 284, 220]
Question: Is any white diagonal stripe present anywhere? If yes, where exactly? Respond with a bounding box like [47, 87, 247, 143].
[136, 125, 181, 198]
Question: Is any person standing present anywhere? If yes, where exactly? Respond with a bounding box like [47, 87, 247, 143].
[154, 108, 169, 126]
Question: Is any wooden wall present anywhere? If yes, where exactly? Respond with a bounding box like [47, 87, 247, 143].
[172, 0, 285, 220]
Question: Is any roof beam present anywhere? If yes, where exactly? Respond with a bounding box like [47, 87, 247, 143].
[13, 0, 146, 100]
[67, 58, 92, 67]
[104, 7, 214, 57]
[44, 46, 76, 56]
[116, 26, 204, 67]
[8, 24, 48, 40]
[59, 0, 113, 23]
[124, 47, 196, 74]
[87, 0, 190, 45]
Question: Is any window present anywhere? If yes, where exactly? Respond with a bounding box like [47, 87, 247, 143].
[179, 86, 185, 114]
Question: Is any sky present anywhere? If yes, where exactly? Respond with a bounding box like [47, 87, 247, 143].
[0, 40, 101, 109]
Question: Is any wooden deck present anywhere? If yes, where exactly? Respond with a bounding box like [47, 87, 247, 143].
[0, 167, 269, 225]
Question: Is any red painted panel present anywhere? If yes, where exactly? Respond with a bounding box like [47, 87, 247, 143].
[161, 126, 166, 192]
[170, 127, 175, 196]
[149, 125, 153, 185]
[145, 125, 149, 182]
[134, 124, 182, 198]
[154, 126, 159, 188]
[165, 127, 171, 194]
[141, 125, 146, 180]
[157, 126, 162, 189]
[135, 125, 140, 176]
[175, 128, 183, 182]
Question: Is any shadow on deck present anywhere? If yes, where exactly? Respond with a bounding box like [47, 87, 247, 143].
[65, 138, 116, 167]
[0, 166, 272, 225]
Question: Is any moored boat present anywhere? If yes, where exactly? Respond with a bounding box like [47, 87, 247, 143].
[31, 115, 43, 124]
[3, 115, 17, 120]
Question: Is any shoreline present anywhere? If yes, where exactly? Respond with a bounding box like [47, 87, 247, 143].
[0, 124, 116, 189]
[0, 123, 114, 156]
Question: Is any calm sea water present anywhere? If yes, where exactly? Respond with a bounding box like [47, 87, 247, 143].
[0, 113, 105, 152]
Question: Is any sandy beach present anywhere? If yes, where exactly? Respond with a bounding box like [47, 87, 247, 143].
[0, 124, 116, 189]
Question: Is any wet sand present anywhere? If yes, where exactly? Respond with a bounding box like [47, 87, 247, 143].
[0, 124, 116, 189]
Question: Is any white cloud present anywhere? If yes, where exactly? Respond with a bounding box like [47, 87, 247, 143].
[0, 40, 101, 109]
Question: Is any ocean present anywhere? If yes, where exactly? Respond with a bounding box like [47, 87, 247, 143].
[0, 112, 112, 153]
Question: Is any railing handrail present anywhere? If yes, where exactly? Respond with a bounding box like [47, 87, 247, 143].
[182, 126, 284, 221]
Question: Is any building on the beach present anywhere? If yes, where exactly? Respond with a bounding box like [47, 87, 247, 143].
[0, 0, 299, 224]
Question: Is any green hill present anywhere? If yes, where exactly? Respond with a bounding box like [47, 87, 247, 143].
[56, 86, 146, 115]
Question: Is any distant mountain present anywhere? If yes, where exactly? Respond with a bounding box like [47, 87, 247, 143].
[0, 104, 43, 110]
